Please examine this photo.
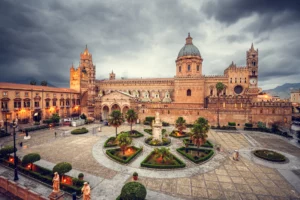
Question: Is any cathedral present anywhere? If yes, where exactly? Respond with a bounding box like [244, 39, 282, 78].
[70, 33, 292, 128]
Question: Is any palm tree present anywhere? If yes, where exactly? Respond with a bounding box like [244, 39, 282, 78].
[216, 82, 225, 127]
[108, 110, 124, 137]
[30, 80, 37, 85]
[41, 80, 48, 86]
[175, 117, 186, 136]
[154, 147, 172, 164]
[125, 109, 138, 134]
[116, 133, 132, 155]
[192, 118, 210, 156]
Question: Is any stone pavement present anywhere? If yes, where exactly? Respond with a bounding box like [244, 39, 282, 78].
[1, 124, 300, 199]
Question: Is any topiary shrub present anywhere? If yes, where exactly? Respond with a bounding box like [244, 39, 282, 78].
[228, 122, 236, 126]
[53, 162, 72, 175]
[244, 123, 253, 128]
[78, 173, 84, 180]
[120, 182, 147, 200]
[71, 127, 88, 135]
[0, 146, 16, 156]
[22, 153, 41, 166]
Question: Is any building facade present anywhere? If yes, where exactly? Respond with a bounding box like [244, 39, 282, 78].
[291, 89, 300, 105]
[0, 83, 81, 124]
[70, 33, 292, 128]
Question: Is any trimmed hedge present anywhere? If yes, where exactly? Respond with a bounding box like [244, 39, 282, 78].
[106, 146, 142, 164]
[244, 127, 293, 138]
[53, 162, 72, 175]
[22, 153, 41, 165]
[0, 132, 10, 138]
[0, 146, 16, 156]
[72, 177, 85, 187]
[244, 123, 253, 128]
[104, 137, 118, 147]
[143, 129, 166, 135]
[120, 130, 144, 138]
[120, 182, 147, 200]
[182, 139, 214, 148]
[144, 137, 171, 146]
[253, 150, 286, 162]
[170, 130, 189, 138]
[140, 151, 186, 169]
[176, 147, 214, 164]
[71, 127, 88, 135]
[162, 122, 170, 127]
[43, 119, 53, 124]
[228, 122, 236, 126]
[211, 126, 237, 130]
[23, 125, 49, 132]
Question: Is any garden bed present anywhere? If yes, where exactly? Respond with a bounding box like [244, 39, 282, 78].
[104, 137, 118, 148]
[119, 130, 144, 138]
[143, 129, 166, 135]
[170, 130, 189, 138]
[106, 146, 142, 164]
[253, 149, 286, 162]
[144, 137, 171, 146]
[182, 139, 213, 148]
[176, 147, 214, 164]
[140, 151, 185, 169]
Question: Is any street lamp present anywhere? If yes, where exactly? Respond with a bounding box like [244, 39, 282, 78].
[12, 119, 19, 181]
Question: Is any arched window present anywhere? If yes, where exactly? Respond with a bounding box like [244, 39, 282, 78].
[210, 89, 213, 96]
[245, 78, 247, 83]
[187, 89, 191, 96]
[187, 65, 191, 71]
[179, 66, 181, 72]
[197, 65, 199, 71]
[252, 61, 256, 66]
[260, 109, 263, 114]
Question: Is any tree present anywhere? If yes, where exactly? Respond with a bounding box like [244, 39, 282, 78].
[30, 80, 37, 85]
[216, 82, 225, 127]
[108, 110, 124, 137]
[80, 113, 87, 120]
[50, 113, 60, 123]
[154, 147, 172, 163]
[192, 118, 210, 156]
[0, 146, 16, 156]
[41, 80, 48, 86]
[175, 117, 186, 135]
[117, 133, 132, 155]
[53, 162, 72, 180]
[125, 109, 138, 134]
[22, 153, 41, 170]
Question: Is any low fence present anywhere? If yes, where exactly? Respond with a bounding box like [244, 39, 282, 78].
[0, 176, 48, 200]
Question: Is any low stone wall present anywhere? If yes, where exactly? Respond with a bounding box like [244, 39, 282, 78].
[0, 176, 48, 200]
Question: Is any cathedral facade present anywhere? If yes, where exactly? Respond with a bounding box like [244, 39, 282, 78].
[70, 34, 292, 128]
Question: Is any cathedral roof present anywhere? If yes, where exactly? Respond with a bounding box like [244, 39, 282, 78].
[177, 33, 201, 58]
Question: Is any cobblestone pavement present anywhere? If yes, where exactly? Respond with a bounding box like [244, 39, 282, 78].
[2, 124, 300, 199]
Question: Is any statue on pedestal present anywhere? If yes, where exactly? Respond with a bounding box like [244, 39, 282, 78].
[82, 182, 91, 200]
[52, 172, 60, 193]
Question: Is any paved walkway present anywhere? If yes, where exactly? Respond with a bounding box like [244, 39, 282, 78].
[1, 124, 300, 199]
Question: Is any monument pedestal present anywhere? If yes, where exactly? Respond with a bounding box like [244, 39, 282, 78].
[152, 112, 163, 141]
[24, 136, 31, 140]
[48, 191, 64, 200]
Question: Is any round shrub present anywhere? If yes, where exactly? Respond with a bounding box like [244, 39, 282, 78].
[0, 146, 16, 156]
[120, 182, 147, 200]
[78, 173, 84, 179]
[53, 162, 72, 175]
[253, 149, 286, 162]
[22, 153, 41, 165]
[71, 127, 88, 135]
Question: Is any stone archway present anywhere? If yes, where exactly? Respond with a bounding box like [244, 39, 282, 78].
[111, 104, 121, 112]
[122, 105, 129, 115]
[102, 105, 109, 120]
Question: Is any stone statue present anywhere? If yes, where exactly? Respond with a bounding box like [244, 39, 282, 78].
[52, 172, 60, 193]
[82, 182, 91, 200]
[155, 112, 160, 123]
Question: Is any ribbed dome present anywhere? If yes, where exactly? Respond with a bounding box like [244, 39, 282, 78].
[177, 33, 201, 58]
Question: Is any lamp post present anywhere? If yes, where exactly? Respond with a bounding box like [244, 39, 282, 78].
[12, 119, 19, 181]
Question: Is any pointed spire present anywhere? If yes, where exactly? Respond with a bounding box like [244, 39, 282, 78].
[251, 43, 254, 50]
[186, 32, 193, 44]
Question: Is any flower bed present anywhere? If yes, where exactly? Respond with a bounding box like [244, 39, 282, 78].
[120, 130, 144, 138]
[106, 146, 142, 164]
[143, 129, 166, 135]
[140, 151, 186, 169]
[182, 139, 213, 148]
[253, 149, 286, 162]
[170, 130, 189, 138]
[176, 147, 214, 164]
[71, 127, 89, 135]
[104, 137, 118, 147]
[145, 137, 171, 146]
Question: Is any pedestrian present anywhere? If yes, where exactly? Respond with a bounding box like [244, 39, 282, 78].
[19, 142, 23, 147]
[55, 132, 57, 138]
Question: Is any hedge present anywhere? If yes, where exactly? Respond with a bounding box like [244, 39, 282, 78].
[244, 123, 253, 128]
[22, 153, 41, 165]
[23, 125, 49, 132]
[253, 150, 286, 162]
[0, 132, 10, 138]
[53, 162, 72, 175]
[186, 124, 194, 128]
[140, 151, 186, 169]
[104, 137, 118, 148]
[43, 119, 53, 124]
[145, 117, 155, 123]
[211, 126, 237, 130]
[71, 127, 88, 135]
[228, 122, 236, 127]
[120, 182, 147, 200]
[0, 146, 16, 156]
[162, 122, 170, 127]
[106, 146, 142, 164]
[244, 127, 293, 138]
[182, 139, 214, 148]
[72, 178, 85, 187]
[120, 130, 144, 138]
[143, 129, 166, 135]
[144, 137, 171, 146]
[176, 147, 214, 164]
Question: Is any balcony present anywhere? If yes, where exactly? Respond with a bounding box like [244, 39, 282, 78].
[1, 108, 9, 112]
[66, 105, 70, 108]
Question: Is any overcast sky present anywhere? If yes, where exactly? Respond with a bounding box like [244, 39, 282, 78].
[0, 0, 299, 89]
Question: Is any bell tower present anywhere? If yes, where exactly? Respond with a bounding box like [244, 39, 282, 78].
[247, 43, 258, 88]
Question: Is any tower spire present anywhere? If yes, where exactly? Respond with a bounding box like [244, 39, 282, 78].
[186, 32, 193, 44]
[251, 43, 254, 50]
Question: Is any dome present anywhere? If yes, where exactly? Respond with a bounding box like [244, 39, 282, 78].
[177, 33, 201, 58]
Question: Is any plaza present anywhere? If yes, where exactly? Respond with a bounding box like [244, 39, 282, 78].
[1, 123, 300, 200]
